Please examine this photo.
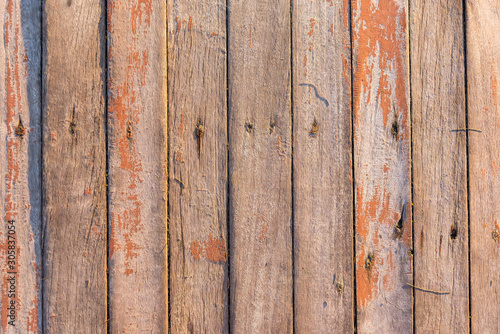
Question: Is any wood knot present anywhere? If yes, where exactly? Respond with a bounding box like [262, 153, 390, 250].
[126, 122, 133, 139]
[269, 118, 276, 134]
[15, 119, 25, 137]
[450, 225, 458, 240]
[492, 229, 499, 243]
[364, 253, 375, 271]
[195, 119, 205, 156]
[391, 118, 399, 139]
[309, 119, 319, 138]
[245, 121, 253, 133]
[69, 121, 76, 135]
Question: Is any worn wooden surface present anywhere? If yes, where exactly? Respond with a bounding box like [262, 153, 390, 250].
[1, 0, 500, 332]
[42, 0, 107, 332]
[352, 0, 412, 332]
[467, 0, 500, 332]
[411, 0, 469, 332]
[0, 0, 41, 332]
[167, 0, 228, 333]
[228, 0, 293, 332]
[292, 0, 353, 332]
[107, 0, 167, 332]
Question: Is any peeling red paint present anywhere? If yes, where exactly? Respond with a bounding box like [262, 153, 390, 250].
[190, 234, 227, 263]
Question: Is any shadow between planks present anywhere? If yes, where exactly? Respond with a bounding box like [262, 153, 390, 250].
[0, 0, 498, 333]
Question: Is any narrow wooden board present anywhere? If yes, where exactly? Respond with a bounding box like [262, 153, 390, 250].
[228, 0, 293, 332]
[411, 0, 469, 332]
[352, 0, 412, 332]
[292, 0, 353, 332]
[467, 0, 500, 332]
[42, 0, 107, 332]
[167, 1, 228, 333]
[107, 0, 168, 332]
[0, 0, 41, 332]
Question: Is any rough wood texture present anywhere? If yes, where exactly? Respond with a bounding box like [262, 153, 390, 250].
[411, 0, 469, 332]
[228, 0, 293, 332]
[168, 1, 228, 333]
[352, 0, 412, 332]
[292, 0, 353, 332]
[107, 0, 167, 332]
[42, 0, 107, 332]
[0, 0, 41, 332]
[467, 0, 500, 332]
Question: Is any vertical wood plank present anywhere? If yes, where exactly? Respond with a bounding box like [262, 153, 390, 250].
[292, 0, 353, 332]
[107, 0, 167, 332]
[411, 0, 469, 332]
[228, 0, 293, 332]
[0, 0, 41, 332]
[467, 0, 500, 332]
[352, 0, 412, 332]
[42, 0, 107, 332]
[167, 1, 228, 333]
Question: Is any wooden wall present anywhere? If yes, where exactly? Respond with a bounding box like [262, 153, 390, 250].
[0, 0, 498, 332]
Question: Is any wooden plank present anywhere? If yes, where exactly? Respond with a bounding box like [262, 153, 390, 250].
[352, 0, 412, 332]
[107, 0, 167, 332]
[228, 0, 292, 332]
[411, 0, 469, 332]
[42, 0, 107, 332]
[292, 0, 353, 332]
[167, 1, 228, 333]
[467, 0, 500, 332]
[0, 0, 41, 332]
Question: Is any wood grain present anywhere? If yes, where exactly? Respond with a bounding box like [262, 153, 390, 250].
[352, 0, 412, 332]
[228, 0, 293, 332]
[467, 0, 500, 332]
[411, 0, 469, 332]
[167, 1, 228, 333]
[107, 0, 167, 332]
[42, 0, 107, 332]
[0, 0, 41, 332]
[292, 0, 353, 332]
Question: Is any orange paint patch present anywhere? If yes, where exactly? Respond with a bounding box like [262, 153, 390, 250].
[190, 234, 227, 263]
[492, 72, 498, 107]
[188, 16, 192, 31]
[84, 187, 92, 195]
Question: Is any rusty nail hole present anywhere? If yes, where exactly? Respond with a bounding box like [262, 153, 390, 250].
[309, 119, 319, 138]
[269, 118, 276, 134]
[364, 252, 375, 271]
[126, 122, 133, 139]
[245, 121, 253, 133]
[323, 301, 327, 308]
[450, 225, 458, 240]
[391, 119, 399, 138]
[394, 206, 405, 238]
[336, 282, 343, 294]
[492, 229, 499, 243]
[15, 119, 25, 137]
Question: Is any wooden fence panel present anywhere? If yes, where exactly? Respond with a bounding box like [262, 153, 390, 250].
[42, 0, 107, 332]
[292, 0, 353, 332]
[352, 0, 412, 332]
[167, 1, 228, 333]
[228, 0, 293, 332]
[0, 0, 41, 332]
[107, 0, 168, 332]
[467, 0, 500, 332]
[411, 0, 469, 332]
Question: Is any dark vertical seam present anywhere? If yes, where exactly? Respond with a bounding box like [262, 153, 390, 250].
[289, 0, 295, 332]
[461, 0, 471, 332]
[166, 1, 171, 332]
[407, 0, 415, 331]
[349, 0, 357, 332]
[225, 0, 231, 332]
[40, 0, 45, 332]
[104, 0, 110, 332]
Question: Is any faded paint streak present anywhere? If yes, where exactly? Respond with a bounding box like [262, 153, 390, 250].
[190, 234, 227, 263]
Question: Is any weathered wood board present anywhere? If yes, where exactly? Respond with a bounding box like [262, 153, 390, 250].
[467, 0, 500, 332]
[0, 0, 41, 332]
[167, 0, 228, 333]
[42, 0, 107, 332]
[107, 0, 168, 332]
[411, 0, 469, 332]
[228, 0, 293, 332]
[292, 0, 353, 332]
[352, 0, 412, 332]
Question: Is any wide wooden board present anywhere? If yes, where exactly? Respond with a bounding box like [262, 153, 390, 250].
[107, 0, 168, 332]
[228, 0, 293, 332]
[292, 0, 353, 332]
[42, 0, 107, 332]
[411, 0, 469, 332]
